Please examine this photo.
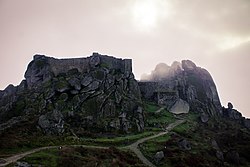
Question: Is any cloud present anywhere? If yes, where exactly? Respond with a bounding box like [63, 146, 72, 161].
[201, 42, 250, 117]
[169, 0, 250, 36]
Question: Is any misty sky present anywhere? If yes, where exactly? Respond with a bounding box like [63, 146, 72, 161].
[0, 0, 249, 117]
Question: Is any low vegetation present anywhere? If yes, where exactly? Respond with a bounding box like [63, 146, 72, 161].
[140, 111, 250, 167]
[7, 147, 146, 167]
[0, 129, 156, 158]
[2, 101, 250, 167]
[144, 101, 176, 129]
[0, 101, 167, 157]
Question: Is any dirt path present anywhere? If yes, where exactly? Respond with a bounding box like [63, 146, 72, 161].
[0, 146, 56, 167]
[0, 120, 185, 167]
[126, 120, 186, 167]
[155, 107, 166, 114]
[0, 145, 109, 167]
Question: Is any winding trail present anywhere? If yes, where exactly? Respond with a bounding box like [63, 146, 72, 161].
[0, 120, 185, 167]
[155, 107, 166, 114]
[126, 120, 186, 167]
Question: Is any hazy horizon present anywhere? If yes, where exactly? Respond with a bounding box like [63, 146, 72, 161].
[0, 0, 249, 117]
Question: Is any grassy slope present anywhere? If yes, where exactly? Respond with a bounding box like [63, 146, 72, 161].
[6, 147, 147, 167]
[0, 102, 170, 157]
[144, 102, 176, 130]
[3, 101, 250, 167]
[140, 112, 250, 167]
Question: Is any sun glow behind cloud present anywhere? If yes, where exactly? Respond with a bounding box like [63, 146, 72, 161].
[131, 0, 169, 31]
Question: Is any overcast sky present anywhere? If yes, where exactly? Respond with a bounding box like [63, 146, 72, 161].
[0, 0, 249, 117]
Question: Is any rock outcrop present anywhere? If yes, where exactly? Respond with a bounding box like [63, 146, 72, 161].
[222, 102, 250, 129]
[178, 138, 191, 150]
[200, 112, 209, 123]
[222, 102, 242, 120]
[1, 54, 248, 135]
[154, 151, 164, 163]
[0, 53, 144, 134]
[139, 60, 222, 117]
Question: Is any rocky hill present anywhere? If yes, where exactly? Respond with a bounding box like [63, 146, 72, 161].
[1, 53, 250, 167]
[0, 53, 144, 135]
[0, 53, 249, 135]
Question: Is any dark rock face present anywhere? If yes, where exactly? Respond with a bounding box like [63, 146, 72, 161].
[228, 102, 233, 110]
[200, 112, 209, 123]
[178, 138, 191, 150]
[211, 139, 224, 162]
[222, 102, 242, 120]
[38, 109, 64, 135]
[216, 150, 224, 162]
[139, 60, 222, 116]
[225, 150, 240, 165]
[222, 102, 250, 129]
[0, 53, 143, 134]
[244, 119, 250, 129]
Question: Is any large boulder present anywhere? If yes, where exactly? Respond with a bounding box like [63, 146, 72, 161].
[182, 60, 197, 71]
[38, 110, 64, 135]
[200, 112, 209, 123]
[169, 99, 190, 114]
[154, 151, 164, 163]
[81, 76, 93, 87]
[68, 77, 81, 90]
[178, 138, 191, 150]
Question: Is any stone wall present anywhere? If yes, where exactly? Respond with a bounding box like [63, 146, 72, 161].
[48, 57, 90, 76]
[25, 53, 133, 88]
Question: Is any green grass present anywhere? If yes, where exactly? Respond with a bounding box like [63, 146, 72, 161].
[146, 110, 176, 128]
[170, 111, 199, 135]
[139, 133, 171, 155]
[172, 122, 189, 134]
[148, 110, 175, 123]
[0, 130, 157, 158]
[8, 147, 147, 167]
[21, 149, 58, 167]
[139, 119, 211, 167]
[0, 147, 32, 158]
[140, 111, 250, 167]
[139, 133, 171, 165]
[144, 102, 160, 113]
[79, 131, 155, 146]
[144, 101, 177, 129]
